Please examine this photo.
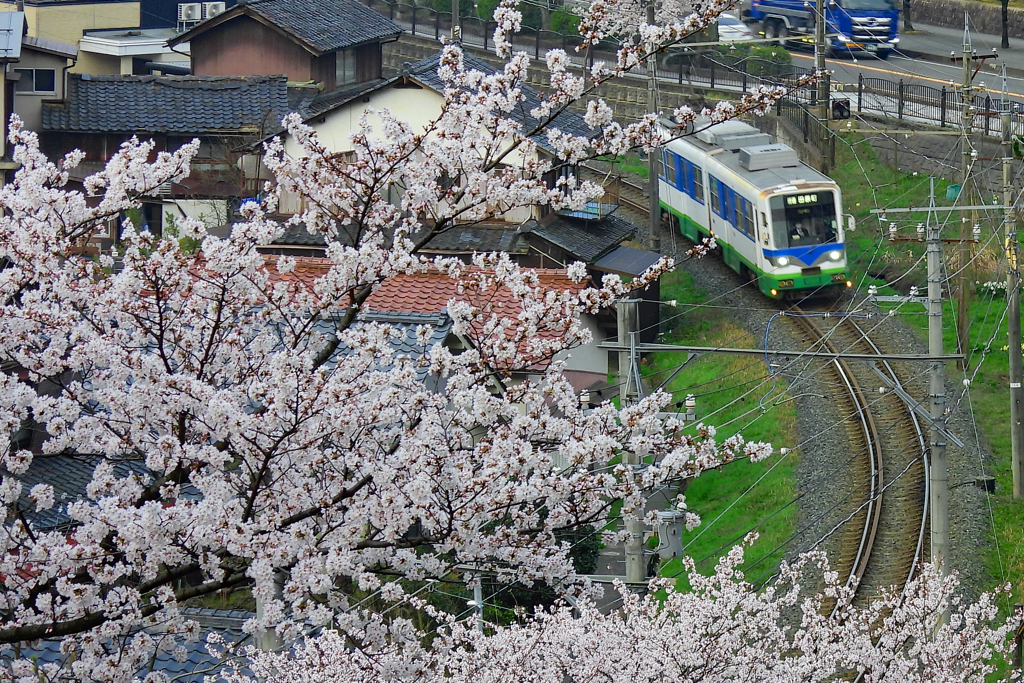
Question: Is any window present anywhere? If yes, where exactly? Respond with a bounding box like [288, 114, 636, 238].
[666, 152, 677, 187]
[336, 49, 356, 87]
[710, 177, 720, 216]
[658, 151, 667, 180]
[15, 68, 56, 94]
[741, 198, 754, 236]
[693, 166, 704, 203]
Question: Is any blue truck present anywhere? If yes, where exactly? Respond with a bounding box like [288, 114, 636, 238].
[745, 0, 900, 58]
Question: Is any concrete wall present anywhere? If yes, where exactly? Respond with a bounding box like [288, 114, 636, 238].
[910, 0, 1024, 35]
[0, 2, 140, 45]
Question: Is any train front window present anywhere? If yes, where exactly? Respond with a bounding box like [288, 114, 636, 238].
[770, 192, 839, 249]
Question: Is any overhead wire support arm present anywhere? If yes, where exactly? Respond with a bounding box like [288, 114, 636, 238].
[597, 341, 964, 362]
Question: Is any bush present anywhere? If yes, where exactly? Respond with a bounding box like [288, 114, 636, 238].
[549, 8, 580, 34]
[746, 45, 793, 78]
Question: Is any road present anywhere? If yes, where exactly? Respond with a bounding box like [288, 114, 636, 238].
[789, 49, 1024, 101]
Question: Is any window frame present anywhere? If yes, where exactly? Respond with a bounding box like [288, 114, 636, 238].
[14, 68, 57, 95]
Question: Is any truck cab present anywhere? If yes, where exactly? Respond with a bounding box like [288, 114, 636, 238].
[747, 0, 899, 58]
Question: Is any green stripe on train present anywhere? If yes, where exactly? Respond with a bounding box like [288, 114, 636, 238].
[662, 203, 846, 299]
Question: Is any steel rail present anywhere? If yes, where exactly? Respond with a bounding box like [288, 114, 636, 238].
[791, 308, 885, 618]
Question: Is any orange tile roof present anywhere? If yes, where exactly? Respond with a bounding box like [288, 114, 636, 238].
[263, 256, 588, 315]
[263, 256, 591, 372]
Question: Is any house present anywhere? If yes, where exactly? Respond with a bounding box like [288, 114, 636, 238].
[249, 50, 595, 223]
[0, 0, 140, 47]
[13, 34, 76, 131]
[41, 73, 294, 240]
[166, 0, 402, 90]
[77, 27, 188, 76]
[0, 11, 24, 182]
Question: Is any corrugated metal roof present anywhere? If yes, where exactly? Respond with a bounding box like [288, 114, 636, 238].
[0, 12, 24, 62]
[591, 244, 663, 276]
[22, 34, 77, 59]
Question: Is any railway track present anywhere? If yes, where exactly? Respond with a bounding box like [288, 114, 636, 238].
[789, 308, 929, 608]
[581, 162, 929, 605]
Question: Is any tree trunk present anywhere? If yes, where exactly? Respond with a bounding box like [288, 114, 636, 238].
[903, 0, 914, 31]
[1002, 0, 1010, 49]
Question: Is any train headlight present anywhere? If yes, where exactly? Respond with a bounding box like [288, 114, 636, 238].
[828, 249, 843, 261]
[775, 256, 790, 267]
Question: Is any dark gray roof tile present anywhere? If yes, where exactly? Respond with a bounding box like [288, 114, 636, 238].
[245, 0, 402, 53]
[403, 52, 595, 155]
[527, 212, 635, 262]
[43, 75, 291, 134]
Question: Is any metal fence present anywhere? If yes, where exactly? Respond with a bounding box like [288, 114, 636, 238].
[362, 0, 1023, 152]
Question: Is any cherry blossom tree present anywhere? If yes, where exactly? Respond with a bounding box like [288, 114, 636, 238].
[229, 545, 1017, 683]
[0, 0, 1006, 680]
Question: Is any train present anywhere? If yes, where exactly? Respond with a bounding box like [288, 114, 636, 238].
[658, 118, 854, 299]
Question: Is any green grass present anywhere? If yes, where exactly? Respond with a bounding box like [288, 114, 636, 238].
[646, 268, 799, 588]
[599, 152, 650, 180]
[831, 130, 1024, 612]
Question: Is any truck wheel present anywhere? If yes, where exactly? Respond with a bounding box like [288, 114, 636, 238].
[778, 23, 791, 48]
[763, 20, 778, 43]
[876, 49, 891, 60]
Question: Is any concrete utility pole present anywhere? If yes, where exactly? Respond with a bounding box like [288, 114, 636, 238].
[924, 178, 950, 617]
[646, 0, 661, 252]
[814, 0, 831, 174]
[452, 0, 460, 43]
[616, 297, 645, 584]
[1002, 66, 1024, 499]
[958, 20, 975, 372]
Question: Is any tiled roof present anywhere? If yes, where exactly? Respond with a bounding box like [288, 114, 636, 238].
[418, 225, 528, 255]
[525, 212, 636, 262]
[301, 78, 389, 118]
[15, 455, 151, 531]
[170, 0, 402, 55]
[42, 75, 291, 134]
[402, 52, 596, 155]
[329, 311, 453, 386]
[19, 622, 250, 682]
[364, 267, 585, 315]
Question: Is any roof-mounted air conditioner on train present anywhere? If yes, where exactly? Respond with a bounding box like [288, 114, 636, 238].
[718, 132, 773, 151]
[178, 3, 202, 21]
[695, 120, 760, 146]
[739, 144, 800, 171]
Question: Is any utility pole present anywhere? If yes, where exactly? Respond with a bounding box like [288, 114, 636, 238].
[646, 0, 661, 252]
[814, 0, 831, 174]
[617, 297, 645, 584]
[1002, 65, 1024, 499]
[925, 178, 950, 618]
[451, 0, 460, 43]
[958, 19, 975, 373]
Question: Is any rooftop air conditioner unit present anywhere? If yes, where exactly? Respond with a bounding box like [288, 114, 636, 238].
[204, 2, 226, 18]
[178, 3, 202, 21]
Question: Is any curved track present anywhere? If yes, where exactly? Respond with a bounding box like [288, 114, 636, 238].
[581, 163, 930, 604]
[790, 308, 929, 606]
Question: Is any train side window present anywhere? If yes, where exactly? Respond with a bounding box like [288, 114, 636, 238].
[693, 167, 704, 203]
[658, 151, 667, 180]
[710, 177, 721, 216]
[666, 152, 678, 187]
[743, 199, 755, 236]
